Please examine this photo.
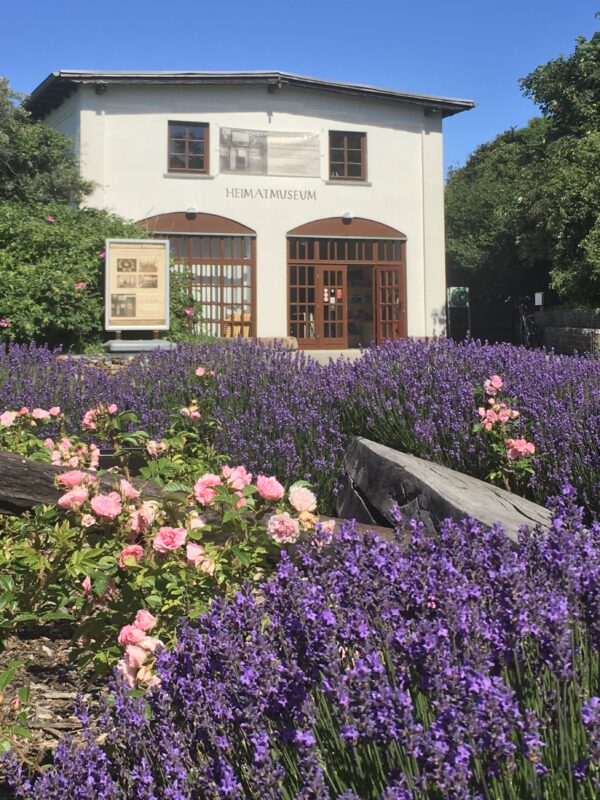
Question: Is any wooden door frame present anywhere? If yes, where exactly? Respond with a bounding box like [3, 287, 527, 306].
[374, 264, 408, 343]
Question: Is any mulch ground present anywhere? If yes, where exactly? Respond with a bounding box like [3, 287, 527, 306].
[0, 624, 106, 798]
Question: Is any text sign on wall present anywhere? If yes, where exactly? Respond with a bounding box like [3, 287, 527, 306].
[105, 240, 170, 331]
[220, 128, 320, 177]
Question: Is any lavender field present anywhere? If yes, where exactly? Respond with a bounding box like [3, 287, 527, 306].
[1, 338, 599, 514]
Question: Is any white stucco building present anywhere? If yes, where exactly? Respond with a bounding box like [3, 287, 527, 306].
[28, 70, 473, 348]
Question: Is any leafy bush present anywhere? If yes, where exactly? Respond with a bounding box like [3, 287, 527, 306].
[6, 488, 600, 798]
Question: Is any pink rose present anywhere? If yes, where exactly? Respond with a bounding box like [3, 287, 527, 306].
[267, 512, 301, 544]
[81, 514, 96, 528]
[46, 215, 55, 223]
[118, 624, 146, 647]
[119, 544, 144, 569]
[32, 408, 51, 420]
[119, 478, 141, 500]
[57, 487, 89, 509]
[74, 281, 87, 291]
[129, 501, 158, 535]
[48, 406, 61, 416]
[58, 469, 88, 489]
[0, 318, 9, 329]
[184, 307, 194, 317]
[19, 407, 29, 415]
[90, 492, 122, 519]
[188, 513, 206, 529]
[98, 251, 106, 259]
[194, 473, 222, 505]
[0, 411, 18, 427]
[107, 404, 118, 414]
[124, 644, 147, 670]
[186, 542, 206, 566]
[498, 409, 511, 423]
[256, 475, 285, 501]
[506, 438, 536, 460]
[198, 557, 216, 576]
[146, 439, 166, 458]
[195, 367, 206, 377]
[81, 410, 96, 430]
[81, 576, 92, 595]
[153, 526, 187, 552]
[221, 465, 252, 491]
[288, 485, 317, 514]
[116, 658, 137, 688]
[134, 609, 157, 631]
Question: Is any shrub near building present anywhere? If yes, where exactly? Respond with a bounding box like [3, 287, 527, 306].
[0, 202, 143, 350]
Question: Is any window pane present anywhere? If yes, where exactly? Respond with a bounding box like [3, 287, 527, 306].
[169, 155, 185, 169]
[170, 139, 186, 154]
[347, 133, 364, 149]
[348, 163, 362, 177]
[188, 140, 204, 155]
[169, 125, 187, 138]
[330, 148, 344, 162]
[188, 127, 206, 140]
[188, 156, 204, 170]
[347, 149, 363, 164]
[330, 132, 345, 149]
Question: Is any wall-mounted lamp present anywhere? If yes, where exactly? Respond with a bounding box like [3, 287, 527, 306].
[186, 206, 197, 215]
[342, 211, 353, 224]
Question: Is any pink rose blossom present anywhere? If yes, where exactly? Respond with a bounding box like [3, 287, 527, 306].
[32, 408, 51, 420]
[498, 409, 511, 423]
[288, 485, 317, 514]
[137, 636, 163, 653]
[221, 465, 252, 491]
[186, 542, 206, 566]
[48, 406, 61, 416]
[0, 318, 9, 329]
[146, 439, 166, 458]
[119, 544, 144, 569]
[90, 492, 122, 519]
[80, 514, 96, 528]
[195, 367, 206, 377]
[57, 487, 89, 509]
[98, 250, 106, 259]
[81, 410, 96, 430]
[256, 475, 285, 501]
[116, 659, 136, 688]
[107, 403, 118, 414]
[74, 281, 87, 291]
[198, 557, 216, 576]
[117, 624, 146, 647]
[58, 469, 88, 489]
[188, 513, 206, 529]
[119, 478, 141, 500]
[46, 215, 55, 222]
[184, 307, 194, 317]
[134, 609, 157, 631]
[267, 512, 301, 544]
[0, 411, 18, 427]
[124, 644, 147, 670]
[129, 501, 159, 535]
[19, 407, 29, 415]
[506, 438, 536, 461]
[194, 473, 222, 505]
[81, 576, 92, 595]
[153, 526, 187, 552]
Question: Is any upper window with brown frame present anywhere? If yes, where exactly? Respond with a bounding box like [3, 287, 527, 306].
[168, 122, 209, 174]
[329, 130, 366, 181]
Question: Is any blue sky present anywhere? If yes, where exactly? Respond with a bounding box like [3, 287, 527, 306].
[3, 1, 597, 174]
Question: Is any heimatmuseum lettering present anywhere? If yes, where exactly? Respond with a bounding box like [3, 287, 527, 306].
[225, 188, 317, 201]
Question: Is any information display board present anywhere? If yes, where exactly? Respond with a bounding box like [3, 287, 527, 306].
[105, 240, 170, 331]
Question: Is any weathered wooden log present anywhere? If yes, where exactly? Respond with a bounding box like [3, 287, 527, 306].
[0, 451, 162, 515]
[337, 437, 552, 543]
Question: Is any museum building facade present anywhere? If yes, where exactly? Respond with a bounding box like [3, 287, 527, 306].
[28, 71, 474, 348]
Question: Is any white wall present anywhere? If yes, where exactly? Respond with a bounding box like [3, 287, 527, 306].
[45, 82, 446, 339]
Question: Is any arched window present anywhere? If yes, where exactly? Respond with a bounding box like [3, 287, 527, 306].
[139, 212, 256, 338]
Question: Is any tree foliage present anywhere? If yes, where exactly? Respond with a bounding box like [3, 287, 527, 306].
[446, 18, 600, 315]
[0, 77, 91, 204]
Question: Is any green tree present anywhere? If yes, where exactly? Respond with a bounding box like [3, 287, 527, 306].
[0, 77, 91, 204]
[446, 17, 600, 319]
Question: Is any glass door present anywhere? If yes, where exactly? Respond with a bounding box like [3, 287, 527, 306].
[289, 265, 347, 347]
[375, 266, 406, 343]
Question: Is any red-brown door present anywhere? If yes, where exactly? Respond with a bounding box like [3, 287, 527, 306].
[374, 266, 406, 342]
[289, 265, 347, 347]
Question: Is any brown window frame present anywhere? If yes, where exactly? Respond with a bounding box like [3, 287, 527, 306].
[168, 121, 209, 174]
[329, 130, 367, 181]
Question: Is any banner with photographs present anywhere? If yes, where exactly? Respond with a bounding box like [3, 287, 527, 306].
[219, 128, 320, 177]
[105, 240, 170, 330]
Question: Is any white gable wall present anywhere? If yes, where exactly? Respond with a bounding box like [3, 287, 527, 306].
[44, 82, 447, 339]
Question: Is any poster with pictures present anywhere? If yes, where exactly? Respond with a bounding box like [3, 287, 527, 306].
[219, 128, 320, 177]
[105, 240, 170, 330]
